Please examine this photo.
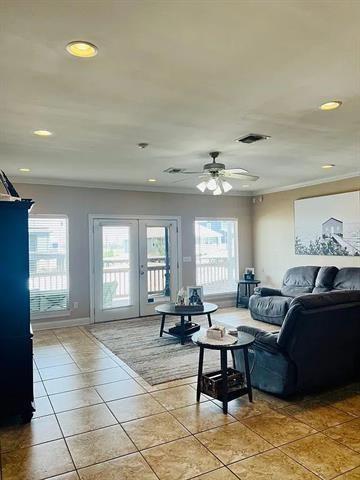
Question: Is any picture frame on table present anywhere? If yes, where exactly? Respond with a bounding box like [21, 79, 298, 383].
[187, 286, 204, 306]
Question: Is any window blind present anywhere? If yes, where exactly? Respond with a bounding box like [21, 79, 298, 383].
[29, 216, 69, 315]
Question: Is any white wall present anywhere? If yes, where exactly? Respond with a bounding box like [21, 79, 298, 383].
[252, 177, 360, 287]
[17, 183, 253, 322]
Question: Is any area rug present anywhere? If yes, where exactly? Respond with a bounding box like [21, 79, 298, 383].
[86, 315, 223, 385]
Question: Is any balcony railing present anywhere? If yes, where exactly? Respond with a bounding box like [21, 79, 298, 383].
[29, 257, 233, 307]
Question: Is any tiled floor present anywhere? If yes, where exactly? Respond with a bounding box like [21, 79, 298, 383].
[1, 308, 359, 480]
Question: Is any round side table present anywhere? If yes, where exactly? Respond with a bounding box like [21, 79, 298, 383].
[192, 330, 255, 414]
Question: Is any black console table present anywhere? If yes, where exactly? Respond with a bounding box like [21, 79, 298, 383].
[236, 279, 260, 308]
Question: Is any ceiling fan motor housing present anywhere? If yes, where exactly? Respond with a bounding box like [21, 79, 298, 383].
[203, 162, 226, 173]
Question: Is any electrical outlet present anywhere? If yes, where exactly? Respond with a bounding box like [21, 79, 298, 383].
[73, 302, 79, 309]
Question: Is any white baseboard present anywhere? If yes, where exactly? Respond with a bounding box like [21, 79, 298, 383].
[32, 317, 91, 331]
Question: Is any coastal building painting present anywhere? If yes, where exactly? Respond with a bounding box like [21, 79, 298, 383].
[294, 191, 360, 256]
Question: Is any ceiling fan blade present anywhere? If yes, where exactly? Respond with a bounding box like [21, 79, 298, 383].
[180, 171, 204, 174]
[223, 168, 249, 175]
[221, 172, 259, 181]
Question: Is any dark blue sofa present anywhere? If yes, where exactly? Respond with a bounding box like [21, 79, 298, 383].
[235, 290, 360, 396]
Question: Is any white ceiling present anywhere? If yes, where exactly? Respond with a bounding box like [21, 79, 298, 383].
[0, 0, 359, 195]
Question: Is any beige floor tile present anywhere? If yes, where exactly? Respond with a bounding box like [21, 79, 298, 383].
[44, 473, 79, 480]
[195, 421, 272, 464]
[284, 402, 353, 431]
[335, 466, 360, 479]
[75, 356, 118, 373]
[122, 411, 189, 449]
[77, 452, 158, 480]
[33, 396, 54, 418]
[2, 438, 74, 480]
[148, 376, 198, 392]
[33, 369, 41, 382]
[35, 354, 74, 369]
[44, 374, 93, 395]
[324, 418, 360, 452]
[107, 393, 165, 423]
[216, 397, 274, 420]
[84, 367, 130, 385]
[171, 401, 236, 434]
[69, 350, 109, 362]
[151, 384, 207, 410]
[34, 346, 68, 357]
[327, 392, 360, 417]
[0, 414, 62, 452]
[34, 381, 47, 398]
[66, 424, 136, 469]
[57, 403, 117, 436]
[229, 448, 319, 479]
[40, 363, 82, 380]
[142, 436, 222, 480]
[95, 379, 146, 401]
[50, 387, 103, 413]
[45, 472, 79, 480]
[191, 468, 238, 479]
[280, 433, 360, 479]
[242, 409, 316, 446]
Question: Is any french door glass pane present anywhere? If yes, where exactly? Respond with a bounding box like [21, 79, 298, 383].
[102, 226, 130, 309]
[195, 219, 238, 295]
[146, 226, 171, 302]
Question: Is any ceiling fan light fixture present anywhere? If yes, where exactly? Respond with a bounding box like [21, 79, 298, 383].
[196, 181, 207, 193]
[213, 185, 222, 196]
[222, 180, 232, 193]
[206, 178, 218, 191]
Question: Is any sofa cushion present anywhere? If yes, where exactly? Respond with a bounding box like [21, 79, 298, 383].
[249, 294, 293, 326]
[280, 266, 320, 297]
[332, 267, 360, 291]
[313, 266, 339, 293]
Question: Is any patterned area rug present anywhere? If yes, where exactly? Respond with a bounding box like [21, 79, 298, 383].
[86, 315, 224, 385]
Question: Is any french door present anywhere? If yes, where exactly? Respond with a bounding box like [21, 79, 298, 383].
[93, 218, 179, 322]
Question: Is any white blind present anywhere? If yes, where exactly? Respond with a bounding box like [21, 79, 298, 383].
[195, 219, 238, 295]
[29, 216, 69, 315]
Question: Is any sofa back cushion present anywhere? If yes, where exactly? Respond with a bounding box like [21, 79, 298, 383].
[277, 291, 360, 390]
[280, 266, 320, 297]
[333, 267, 360, 291]
[313, 266, 339, 293]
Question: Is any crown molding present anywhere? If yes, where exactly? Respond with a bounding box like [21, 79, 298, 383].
[254, 171, 360, 195]
[12, 176, 253, 196]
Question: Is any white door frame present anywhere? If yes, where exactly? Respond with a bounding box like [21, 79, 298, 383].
[89, 214, 182, 324]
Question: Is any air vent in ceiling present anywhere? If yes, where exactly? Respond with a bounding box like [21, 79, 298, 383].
[163, 167, 186, 174]
[236, 133, 271, 144]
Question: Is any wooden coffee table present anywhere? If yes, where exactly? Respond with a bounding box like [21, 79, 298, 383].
[155, 302, 218, 345]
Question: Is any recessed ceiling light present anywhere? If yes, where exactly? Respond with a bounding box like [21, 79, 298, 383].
[242, 184, 249, 188]
[322, 164, 335, 169]
[33, 130, 53, 136]
[19, 168, 31, 172]
[148, 178, 157, 182]
[66, 41, 98, 58]
[319, 101, 342, 111]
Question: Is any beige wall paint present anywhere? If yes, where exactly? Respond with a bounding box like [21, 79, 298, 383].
[252, 177, 360, 287]
[16, 183, 253, 321]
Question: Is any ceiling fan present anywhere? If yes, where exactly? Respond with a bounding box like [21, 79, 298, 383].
[165, 151, 259, 195]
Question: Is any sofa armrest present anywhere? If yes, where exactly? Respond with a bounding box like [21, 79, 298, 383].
[254, 286, 282, 297]
[237, 325, 282, 355]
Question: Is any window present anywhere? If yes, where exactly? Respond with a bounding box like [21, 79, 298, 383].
[29, 216, 69, 316]
[195, 219, 238, 295]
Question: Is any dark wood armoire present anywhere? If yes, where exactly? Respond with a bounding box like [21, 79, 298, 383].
[0, 199, 34, 422]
